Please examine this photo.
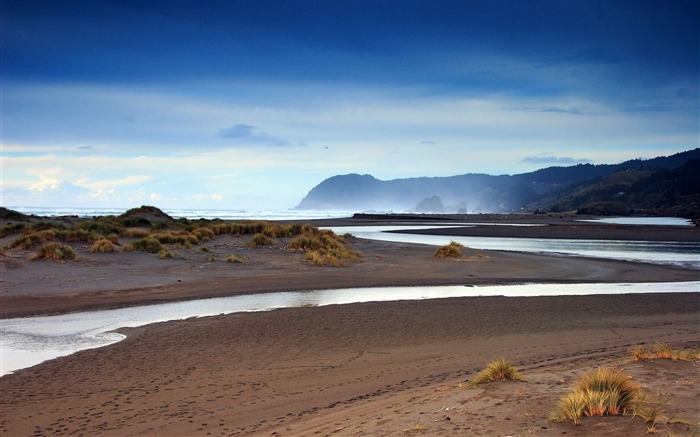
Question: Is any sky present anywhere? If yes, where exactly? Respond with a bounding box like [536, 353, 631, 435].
[2, 0, 698, 211]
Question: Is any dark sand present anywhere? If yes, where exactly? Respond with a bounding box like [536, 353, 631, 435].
[1, 214, 698, 436]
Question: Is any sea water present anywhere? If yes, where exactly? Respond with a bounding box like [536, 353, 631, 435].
[5, 206, 356, 221]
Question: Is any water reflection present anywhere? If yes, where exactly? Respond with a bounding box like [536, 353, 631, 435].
[328, 225, 700, 269]
[578, 217, 693, 226]
[1, 281, 698, 376]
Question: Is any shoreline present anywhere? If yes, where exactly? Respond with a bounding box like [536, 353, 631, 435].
[2, 213, 699, 318]
[2, 292, 698, 436]
[2, 239, 698, 318]
[1, 212, 699, 436]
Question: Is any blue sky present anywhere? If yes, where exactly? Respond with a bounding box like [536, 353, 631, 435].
[2, 0, 698, 210]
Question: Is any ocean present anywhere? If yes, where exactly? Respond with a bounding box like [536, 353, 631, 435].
[5, 206, 356, 221]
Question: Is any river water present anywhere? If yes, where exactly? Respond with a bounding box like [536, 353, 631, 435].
[2, 281, 698, 376]
[1, 217, 699, 376]
[326, 224, 700, 269]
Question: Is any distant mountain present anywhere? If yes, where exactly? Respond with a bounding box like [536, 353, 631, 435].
[296, 149, 700, 217]
[547, 159, 700, 217]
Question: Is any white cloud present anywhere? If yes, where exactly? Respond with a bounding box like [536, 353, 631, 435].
[521, 154, 592, 165]
[2, 79, 696, 210]
[188, 193, 224, 202]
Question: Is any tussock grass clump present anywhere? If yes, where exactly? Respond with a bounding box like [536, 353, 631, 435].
[191, 227, 215, 241]
[124, 237, 164, 253]
[630, 342, 700, 361]
[89, 239, 115, 253]
[212, 221, 267, 236]
[7, 229, 56, 250]
[226, 254, 246, 263]
[551, 392, 588, 425]
[279, 223, 303, 237]
[151, 221, 167, 230]
[75, 217, 124, 237]
[211, 221, 307, 238]
[0, 223, 26, 238]
[151, 231, 199, 246]
[289, 228, 358, 266]
[305, 247, 359, 266]
[88, 238, 113, 253]
[121, 228, 150, 238]
[31, 242, 76, 261]
[58, 228, 95, 243]
[158, 248, 173, 259]
[434, 241, 465, 258]
[468, 358, 526, 387]
[248, 233, 275, 247]
[550, 368, 643, 425]
[30, 221, 64, 232]
[288, 235, 324, 251]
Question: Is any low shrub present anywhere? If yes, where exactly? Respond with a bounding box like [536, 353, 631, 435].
[30, 222, 64, 232]
[434, 241, 464, 258]
[75, 217, 124, 236]
[468, 358, 526, 387]
[120, 216, 152, 228]
[89, 239, 115, 253]
[31, 242, 76, 261]
[158, 248, 173, 259]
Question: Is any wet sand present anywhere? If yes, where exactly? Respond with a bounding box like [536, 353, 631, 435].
[1, 214, 699, 436]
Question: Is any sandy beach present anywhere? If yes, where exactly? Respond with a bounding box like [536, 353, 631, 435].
[1, 214, 699, 436]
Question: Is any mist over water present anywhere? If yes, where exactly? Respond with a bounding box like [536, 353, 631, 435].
[7, 206, 357, 221]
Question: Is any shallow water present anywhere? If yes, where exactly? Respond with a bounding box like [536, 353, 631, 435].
[328, 225, 700, 269]
[578, 217, 693, 226]
[1, 281, 698, 376]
